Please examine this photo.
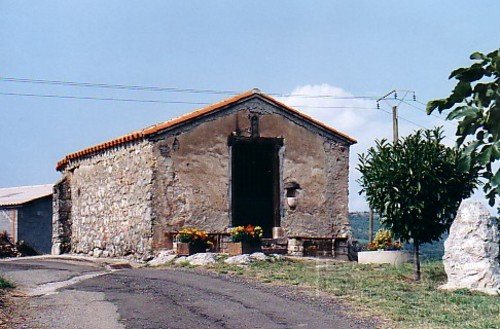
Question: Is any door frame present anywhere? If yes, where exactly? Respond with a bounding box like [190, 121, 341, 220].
[228, 136, 283, 233]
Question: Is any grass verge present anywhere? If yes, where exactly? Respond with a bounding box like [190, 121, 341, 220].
[0, 277, 13, 290]
[179, 259, 499, 329]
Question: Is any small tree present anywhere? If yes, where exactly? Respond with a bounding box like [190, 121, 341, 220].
[427, 49, 499, 208]
[357, 128, 479, 281]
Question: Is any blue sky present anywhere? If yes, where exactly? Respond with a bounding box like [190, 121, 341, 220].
[1, 1, 499, 211]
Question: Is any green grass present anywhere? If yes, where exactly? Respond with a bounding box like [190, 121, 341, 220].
[0, 276, 13, 289]
[199, 259, 499, 329]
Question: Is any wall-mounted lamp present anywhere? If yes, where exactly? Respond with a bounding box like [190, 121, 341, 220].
[285, 181, 301, 210]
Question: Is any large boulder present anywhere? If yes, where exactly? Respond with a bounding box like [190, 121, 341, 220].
[224, 252, 271, 265]
[441, 200, 500, 295]
[225, 254, 252, 265]
[186, 253, 218, 266]
[148, 250, 177, 266]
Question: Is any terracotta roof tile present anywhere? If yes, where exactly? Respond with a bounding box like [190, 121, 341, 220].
[56, 90, 356, 171]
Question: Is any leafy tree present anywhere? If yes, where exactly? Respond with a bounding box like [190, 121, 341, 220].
[427, 49, 500, 207]
[357, 128, 479, 281]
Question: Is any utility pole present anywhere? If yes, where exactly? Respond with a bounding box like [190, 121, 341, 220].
[366, 89, 414, 242]
[392, 105, 398, 143]
[377, 89, 415, 143]
[369, 209, 374, 242]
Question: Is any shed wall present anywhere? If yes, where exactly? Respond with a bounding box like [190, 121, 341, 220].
[150, 101, 350, 248]
[62, 140, 155, 258]
[56, 97, 351, 257]
[17, 196, 53, 254]
[0, 208, 16, 241]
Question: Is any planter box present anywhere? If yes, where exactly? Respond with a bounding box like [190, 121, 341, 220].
[357, 250, 410, 266]
[226, 241, 261, 256]
[176, 242, 207, 256]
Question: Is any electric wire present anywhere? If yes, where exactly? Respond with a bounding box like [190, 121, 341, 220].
[0, 77, 457, 138]
[398, 99, 457, 128]
[0, 76, 378, 100]
[0, 91, 377, 110]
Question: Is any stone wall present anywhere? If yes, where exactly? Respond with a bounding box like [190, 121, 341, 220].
[150, 98, 351, 247]
[52, 177, 72, 254]
[61, 140, 155, 259]
[55, 97, 352, 257]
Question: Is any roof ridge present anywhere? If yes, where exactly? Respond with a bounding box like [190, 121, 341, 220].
[56, 90, 356, 171]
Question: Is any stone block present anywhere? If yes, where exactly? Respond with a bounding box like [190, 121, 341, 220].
[440, 200, 500, 295]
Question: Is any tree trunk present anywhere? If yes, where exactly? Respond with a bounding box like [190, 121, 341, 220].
[413, 241, 421, 281]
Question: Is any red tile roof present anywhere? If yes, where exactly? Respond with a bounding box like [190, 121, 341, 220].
[56, 90, 357, 171]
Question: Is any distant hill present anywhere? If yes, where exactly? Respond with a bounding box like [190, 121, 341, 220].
[349, 212, 445, 260]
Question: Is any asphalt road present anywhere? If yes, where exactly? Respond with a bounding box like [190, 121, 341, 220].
[0, 258, 375, 329]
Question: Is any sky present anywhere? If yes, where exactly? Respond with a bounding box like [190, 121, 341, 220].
[1, 1, 499, 212]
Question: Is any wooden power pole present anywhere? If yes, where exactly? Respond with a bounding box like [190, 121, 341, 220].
[392, 105, 398, 143]
[366, 89, 414, 242]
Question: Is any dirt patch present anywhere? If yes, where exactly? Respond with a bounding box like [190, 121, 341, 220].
[0, 291, 31, 329]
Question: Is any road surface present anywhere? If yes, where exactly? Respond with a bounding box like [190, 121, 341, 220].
[0, 257, 375, 329]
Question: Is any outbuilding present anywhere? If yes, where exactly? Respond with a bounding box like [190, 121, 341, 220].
[53, 90, 356, 258]
[0, 184, 53, 254]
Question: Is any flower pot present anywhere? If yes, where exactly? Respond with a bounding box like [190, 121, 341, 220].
[176, 242, 207, 256]
[357, 250, 410, 266]
[226, 241, 261, 256]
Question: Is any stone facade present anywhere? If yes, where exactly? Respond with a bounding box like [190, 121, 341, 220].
[58, 141, 155, 259]
[54, 92, 354, 259]
[52, 177, 72, 254]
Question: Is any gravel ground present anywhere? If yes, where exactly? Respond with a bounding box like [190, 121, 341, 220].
[74, 267, 376, 329]
[0, 258, 376, 329]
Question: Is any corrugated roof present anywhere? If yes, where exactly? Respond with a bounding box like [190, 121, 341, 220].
[0, 184, 53, 207]
[56, 89, 357, 171]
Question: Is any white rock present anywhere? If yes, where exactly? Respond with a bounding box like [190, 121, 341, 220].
[174, 256, 188, 264]
[93, 248, 103, 258]
[51, 243, 62, 255]
[157, 249, 176, 256]
[225, 254, 252, 265]
[148, 253, 177, 266]
[441, 200, 500, 295]
[249, 252, 269, 261]
[269, 254, 285, 261]
[186, 253, 217, 266]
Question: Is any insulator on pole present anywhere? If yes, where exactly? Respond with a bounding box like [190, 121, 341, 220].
[376, 102, 380, 109]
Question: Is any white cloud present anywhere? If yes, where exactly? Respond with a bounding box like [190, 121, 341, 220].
[280, 84, 490, 212]
[281, 84, 390, 211]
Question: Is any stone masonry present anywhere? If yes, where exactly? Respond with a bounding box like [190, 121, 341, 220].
[58, 141, 155, 259]
[54, 91, 355, 259]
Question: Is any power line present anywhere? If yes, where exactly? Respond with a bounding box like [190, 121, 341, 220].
[0, 91, 377, 109]
[378, 105, 456, 143]
[0, 76, 378, 100]
[0, 77, 237, 96]
[0, 91, 211, 105]
[0, 77, 454, 136]
[398, 99, 457, 128]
